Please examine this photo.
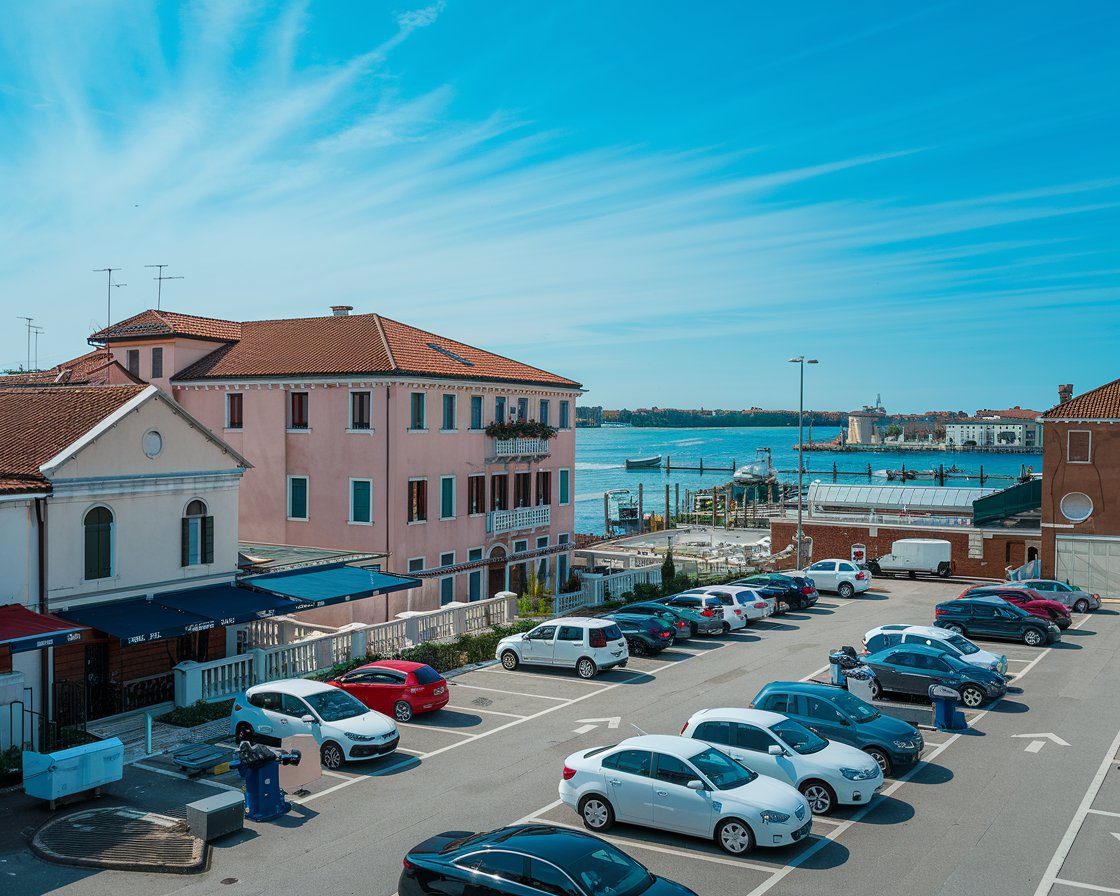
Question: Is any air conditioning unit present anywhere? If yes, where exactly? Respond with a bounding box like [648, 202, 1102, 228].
[23, 737, 124, 802]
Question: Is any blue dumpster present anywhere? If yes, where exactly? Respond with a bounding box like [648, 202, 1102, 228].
[232, 742, 302, 821]
[929, 684, 967, 730]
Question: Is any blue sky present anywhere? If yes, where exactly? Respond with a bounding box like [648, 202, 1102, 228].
[1, 1, 1117, 413]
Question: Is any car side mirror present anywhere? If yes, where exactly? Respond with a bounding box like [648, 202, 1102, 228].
[301, 714, 316, 724]
[686, 779, 706, 791]
[522, 632, 530, 640]
[838, 717, 851, 727]
[768, 745, 785, 756]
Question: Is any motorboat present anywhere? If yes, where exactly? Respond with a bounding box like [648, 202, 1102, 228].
[624, 455, 662, 469]
[733, 448, 774, 484]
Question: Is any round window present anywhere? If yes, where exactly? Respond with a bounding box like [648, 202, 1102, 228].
[142, 430, 163, 458]
[1060, 492, 1093, 523]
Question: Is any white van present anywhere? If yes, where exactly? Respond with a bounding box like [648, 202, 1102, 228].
[868, 539, 953, 578]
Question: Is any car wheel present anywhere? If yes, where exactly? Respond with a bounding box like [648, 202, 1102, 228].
[394, 700, 414, 722]
[715, 818, 755, 855]
[938, 565, 952, 578]
[800, 780, 836, 815]
[941, 622, 965, 635]
[629, 639, 648, 657]
[865, 747, 891, 777]
[868, 678, 882, 700]
[234, 722, 254, 743]
[690, 622, 699, 636]
[960, 685, 985, 708]
[838, 582, 855, 599]
[721, 621, 731, 634]
[908, 571, 917, 580]
[500, 650, 520, 670]
[320, 741, 345, 771]
[579, 795, 614, 832]
[576, 658, 598, 679]
[1023, 628, 1044, 647]
[1074, 599, 1090, 614]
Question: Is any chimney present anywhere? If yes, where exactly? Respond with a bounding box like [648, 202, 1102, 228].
[1059, 384, 1073, 404]
[330, 305, 353, 317]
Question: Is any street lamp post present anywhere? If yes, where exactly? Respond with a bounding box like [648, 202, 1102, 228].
[788, 356, 818, 568]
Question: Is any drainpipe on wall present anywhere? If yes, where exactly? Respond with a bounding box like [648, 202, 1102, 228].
[384, 385, 392, 623]
[35, 497, 49, 744]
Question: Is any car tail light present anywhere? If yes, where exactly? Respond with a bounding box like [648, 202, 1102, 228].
[700, 609, 713, 617]
[934, 607, 945, 616]
[733, 608, 743, 616]
[403, 858, 415, 871]
[675, 621, 687, 629]
[680, 723, 689, 734]
[562, 765, 576, 781]
[747, 702, 755, 709]
[659, 630, 672, 639]
[589, 629, 607, 648]
[801, 586, 813, 594]
[856, 572, 867, 580]
[754, 602, 767, 609]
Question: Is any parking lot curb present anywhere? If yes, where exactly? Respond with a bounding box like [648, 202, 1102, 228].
[443, 659, 501, 680]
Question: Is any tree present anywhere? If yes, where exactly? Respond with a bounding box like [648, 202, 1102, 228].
[661, 546, 676, 586]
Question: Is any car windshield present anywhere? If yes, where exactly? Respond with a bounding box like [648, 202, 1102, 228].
[569, 845, 654, 896]
[412, 665, 443, 685]
[303, 688, 369, 722]
[944, 634, 979, 655]
[830, 690, 880, 723]
[771, 719, 829, 754]
[688, 746, 758, 790]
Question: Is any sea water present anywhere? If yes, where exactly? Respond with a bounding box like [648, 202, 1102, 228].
[573, 426, 1039, 534]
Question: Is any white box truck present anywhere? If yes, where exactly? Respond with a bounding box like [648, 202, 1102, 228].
[867, 538, 953, 579]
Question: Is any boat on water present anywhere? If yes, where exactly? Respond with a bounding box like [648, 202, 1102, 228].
[625, 455, 662, 469]
[733, 448, 774, 485]
[885, 469, 937, 481]
[605, 488, 641, 533]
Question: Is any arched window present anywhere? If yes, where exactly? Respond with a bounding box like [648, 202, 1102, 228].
[84, 506, 113, 579]
[182, 500, 214, 566]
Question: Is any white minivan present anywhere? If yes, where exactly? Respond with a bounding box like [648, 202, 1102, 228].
[496, 617, 628, 679]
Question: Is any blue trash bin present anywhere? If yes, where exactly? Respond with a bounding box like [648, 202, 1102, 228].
[232, 742, 301, 821]
[929, 684, 966, 730]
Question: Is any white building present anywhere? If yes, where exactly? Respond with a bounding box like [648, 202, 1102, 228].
[945, 417, 1042, 448]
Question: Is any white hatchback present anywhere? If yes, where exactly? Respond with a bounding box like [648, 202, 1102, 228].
[681, 586, 774, 625]
[682, 707, 883, 815]
[799, 560, 871, 598]
[559, 734, 812, 855]
[495, 617, 628, 679]
[863, 624, 1009, 675]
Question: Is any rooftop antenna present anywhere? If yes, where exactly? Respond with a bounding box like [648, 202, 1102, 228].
[145, 264, 184, 310]
[31, 325, 44, 371]
[16, 316, 33, 372]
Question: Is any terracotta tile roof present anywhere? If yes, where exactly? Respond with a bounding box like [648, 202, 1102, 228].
[0, 350, 142, 388]
[975, 407, 1042, 420]
[174, 313, 580, 388]
[89, 310, 241, 343]
[0, 386, 148, 493]
[1042, 378, 1120, 420]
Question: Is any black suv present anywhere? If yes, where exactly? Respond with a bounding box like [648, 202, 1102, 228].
[934, 595, 1060, 646]
[731, 573, 819, 611]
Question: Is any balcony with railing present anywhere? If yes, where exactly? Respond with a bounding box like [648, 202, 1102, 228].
[491, 437, 551, 460]
[487, 505, 551, 534]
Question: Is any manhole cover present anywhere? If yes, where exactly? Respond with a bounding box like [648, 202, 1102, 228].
[32, 807, 208, 874]
[471, 697, 493, 707]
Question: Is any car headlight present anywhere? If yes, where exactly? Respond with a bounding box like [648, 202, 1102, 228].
[840, 767, 879, 781]
[892, 739, 917, 750]
[759, 809, 791, 824]
[343, 732, 377, 742]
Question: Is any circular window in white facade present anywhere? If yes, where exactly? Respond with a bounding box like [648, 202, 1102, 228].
[142, 430, 163, 458]
[1060, 492, 1093, 523]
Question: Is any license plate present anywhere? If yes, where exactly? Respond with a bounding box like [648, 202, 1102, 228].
[433, 686, 445, 696]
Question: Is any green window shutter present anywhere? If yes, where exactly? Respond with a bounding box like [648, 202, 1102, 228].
[203, 516, 215, 564]
[86, 522, 101, 579]
[559, 469, 570, 504]
[182, 517, 190, 566]
[352, 481, 371, 523]
[290, 478, 307, 518]
[441, 478, 454, 518]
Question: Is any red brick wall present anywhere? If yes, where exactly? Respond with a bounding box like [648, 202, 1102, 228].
[771, 520, 1038, 579]
[1040, 421, 1120, 578]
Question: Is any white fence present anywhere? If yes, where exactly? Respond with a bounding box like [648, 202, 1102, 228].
[173, 594, 517, 706]
[570, 564, 662, 607]
[488, 505, 551, 534]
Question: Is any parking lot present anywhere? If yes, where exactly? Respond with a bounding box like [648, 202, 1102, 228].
[14, 580, 1120, 896]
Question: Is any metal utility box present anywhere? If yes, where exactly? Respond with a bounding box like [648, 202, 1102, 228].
[22, 737, 124, 802]
[186, 791, 245, 841]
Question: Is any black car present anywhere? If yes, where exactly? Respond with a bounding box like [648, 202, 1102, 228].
[604, 613, 676, 656]
[934, 595, 1061, 646]
[400, 824, 697, 896]
[731, 573, 819, 611]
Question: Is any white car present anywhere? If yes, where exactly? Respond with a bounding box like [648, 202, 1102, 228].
[862, 624, 1009, 675]
[559, 734, 811, 855]
[799, 560, 871, 598]
[685, 586, 775, 624]
[230, 678, 399, 770]
[495, 617, 628, 679]
[673, 588, 751, 630]
[682, 707, 883, 815]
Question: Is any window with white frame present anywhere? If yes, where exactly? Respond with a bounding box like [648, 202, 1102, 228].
[226, 393, 243, 429]
[559, 400, 570, 429]
[84, 506, 113, 580]
[470, 396, 483, 430]
[468, 548, 483, 601]
[151, 347, 163, 378]
[125, 350, 140, 377]
[558, 468, 570, 505]
[539, 399, 550, 426]
[442, 394, 457, 431]
[288, 476, 309, 519]
[440, 551, 455, 605]
[440, 475, 456, 519]
[517, 397, 529, 422]
[408, 557, 425, 574]
[182, 499, 214, 566]
[350, 391, 372, 430]
[468, 474, 486, 515]
[289, 391, 309, 430]
[410, 392, 426, 430]
[1067, 430, 1092, 463]
[408, 478, 428, 523]
[495, 396, 506, 424]
[350, 479, 372, 524]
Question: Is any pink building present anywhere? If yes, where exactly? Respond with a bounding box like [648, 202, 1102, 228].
[90, 307, 582, 619]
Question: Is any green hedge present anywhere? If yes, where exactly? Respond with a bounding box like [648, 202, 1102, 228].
[157, 699, 235, 728]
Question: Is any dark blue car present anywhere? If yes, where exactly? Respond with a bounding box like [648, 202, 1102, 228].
[751, 681, 924, 776]
[861, 643, 1008, 708]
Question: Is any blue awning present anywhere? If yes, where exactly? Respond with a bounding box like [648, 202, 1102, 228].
[156, 584, 298, 626]
[57, 597, 217, 646]
[243, 564, 419, 611]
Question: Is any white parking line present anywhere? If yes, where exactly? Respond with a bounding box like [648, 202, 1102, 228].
[1087, 809, 1120, 819]
[395, 747, 427, 757]
[1053, 880, 1120, 894]
[479, 669, 614, 687]
[397, 722, 481, 736]
[450, 683, 570, 701]
[465, 707, 528, 719]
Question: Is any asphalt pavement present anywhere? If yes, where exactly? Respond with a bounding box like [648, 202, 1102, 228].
[7, 579, 1120, 896]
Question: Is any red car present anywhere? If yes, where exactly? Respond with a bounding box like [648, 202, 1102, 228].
[327, 660, 449, 722]
[962, 586, 1072, 629]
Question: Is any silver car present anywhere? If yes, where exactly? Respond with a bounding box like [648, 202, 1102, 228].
[1011, 579, 1100, 613]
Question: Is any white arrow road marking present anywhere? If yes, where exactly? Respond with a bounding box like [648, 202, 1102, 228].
[1013, 732, 1069, 753]
[573, 717, 621, 735]
[1111, 832, 1120, 844]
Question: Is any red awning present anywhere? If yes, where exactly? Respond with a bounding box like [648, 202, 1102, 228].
[0, 604, 87, 653]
